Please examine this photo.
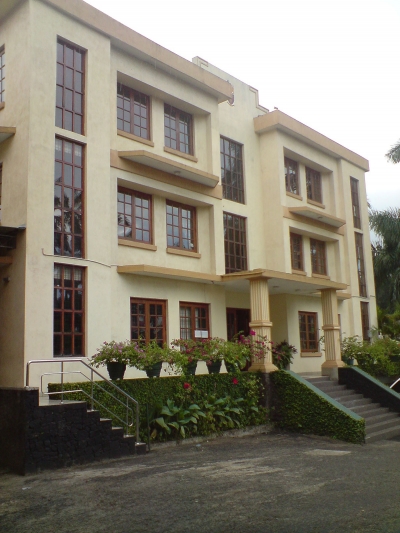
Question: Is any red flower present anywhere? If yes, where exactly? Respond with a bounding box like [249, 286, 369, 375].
[232, 377, 239, 385]
[250, 330, 256, 336]
[183, 382, 191, 390]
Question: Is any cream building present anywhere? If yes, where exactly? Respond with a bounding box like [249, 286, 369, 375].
[0, 0, 376, 388]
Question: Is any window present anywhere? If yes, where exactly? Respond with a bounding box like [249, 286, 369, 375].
[117, 187, 152, 243]
[164, 104, 192, 154]
[0, 46, 5, 103]
[360, 302, 370, 341]
[306, 167, 322, 203]
[223, 212, 247, 273]
[350, 177, 361, 229]
[355, 232, 367, 297]
[310, 238, 326, 275]
[130, 298, 166, 345]
[299, 311, 319, 352]
[54, 138, 84, 258]
[166, 201, 196, 251]
[0, 163, 2, 205]
[285, 157, 299, 195]
[56, 39, 85, 134]
[53, 264, 84, 356]
[220, 137, 244, 203]
[180, 303, 209, 340]
[117, 83, 150, 139]
[290, 232, 303, 271]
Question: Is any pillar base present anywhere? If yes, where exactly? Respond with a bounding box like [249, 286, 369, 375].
[248, 361, 278, 373]
[321, 359, 345, 380]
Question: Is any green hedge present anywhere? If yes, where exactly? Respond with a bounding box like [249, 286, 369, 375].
[48, 372, 267, 442]
[269, 370, 365, 444]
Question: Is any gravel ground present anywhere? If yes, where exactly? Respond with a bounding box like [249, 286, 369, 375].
[1, 431, 400, 533]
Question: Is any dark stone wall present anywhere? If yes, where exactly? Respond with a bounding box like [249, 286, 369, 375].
[0, 387, 135, 475]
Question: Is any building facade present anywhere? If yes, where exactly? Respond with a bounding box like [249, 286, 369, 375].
[0, 0, 376, 388]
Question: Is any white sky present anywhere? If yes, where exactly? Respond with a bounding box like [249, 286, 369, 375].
[85, 0, 400, 211]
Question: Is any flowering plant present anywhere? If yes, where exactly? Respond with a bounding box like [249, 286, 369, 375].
[90, 340, 131, 368]
[272, 340, 297, 369]
[220, 336, 251, 369]
[130, 340, 170, 371]
[170, 338, 225, 369]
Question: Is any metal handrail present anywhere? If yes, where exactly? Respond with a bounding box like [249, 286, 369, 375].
[26, 358, 140, 443]
[390, 378, 400, 390]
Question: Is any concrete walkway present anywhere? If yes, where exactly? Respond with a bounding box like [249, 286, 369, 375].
[1, 431, 400, 533]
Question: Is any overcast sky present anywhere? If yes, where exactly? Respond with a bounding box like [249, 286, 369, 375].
[85, 0, 400, 211]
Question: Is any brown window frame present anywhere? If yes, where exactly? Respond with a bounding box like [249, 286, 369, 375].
[180, 302, 210, 340]
[299, 311, 319, 352]
[220, 136, 245, 204]
[54, 137, 84, 258]
[223, 212, 248, 273]
[310, 238, 327, 275]
[360, 302, 370, 341]
[53, 264, 85, 356]
[306, 167, 322, 203]
[117, 187, 152, 243]
[290, 232, 303, 271]
[130, 298, 167, 345]
[0, 46, 5, 103]
[117, 83, 150, 140]
[164, 104, 193, 155]
[166, 200, 197, 251]
[350, 177, 361, 229]
[355, 232, 367, 297]
[56, 39, 85, 135]
[285, 157, 299, 195]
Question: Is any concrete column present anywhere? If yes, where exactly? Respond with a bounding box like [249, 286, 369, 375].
[320, 289, 345, 378]
[248, 278, 278, 373]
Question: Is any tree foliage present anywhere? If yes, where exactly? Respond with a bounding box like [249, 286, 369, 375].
[370, 207, 400, 312]
[386, 140, 400, 164]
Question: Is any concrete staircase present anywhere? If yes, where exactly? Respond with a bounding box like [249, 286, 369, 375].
[306, 376, 400, 443]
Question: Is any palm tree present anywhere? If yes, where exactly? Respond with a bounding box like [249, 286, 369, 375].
[370, 207, 400, 311]
[386, 140, 400, 163]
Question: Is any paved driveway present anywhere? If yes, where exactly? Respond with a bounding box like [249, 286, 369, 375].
[1, 431, 400, 533]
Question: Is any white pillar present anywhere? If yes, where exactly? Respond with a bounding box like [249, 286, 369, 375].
[320, 289, 345, 378]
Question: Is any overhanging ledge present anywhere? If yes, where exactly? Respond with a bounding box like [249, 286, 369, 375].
[117, 264, 221, 284]
[288, 206, 346, 228]
[118, 150, 219, 188]
[0, 127, 16, 144]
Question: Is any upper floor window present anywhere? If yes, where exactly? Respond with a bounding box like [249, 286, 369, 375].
[54, 264, 85, 356]
[118, 187, 152, 243]
[223, 212, 247, 273]
[117, 83, 150, 140]
[54, 138, 84, 258]
[355, 232, 367, 297]
[166, 201, 196, 251]
[310, 238, 326, 275]
[164, 104, 192, 154]
[285, 157, 299, 196]
[180, 302, 209, 340]
[306, 167, 322, 203]
[290, 232, 303, 271]
[299, 311, 319, 352]
[56, 39, 85, 135]
[220, 137, 244, 203]
[130, 298, 166, 345]
[0, 46, 5, 103]
[350, 177, 361, 229]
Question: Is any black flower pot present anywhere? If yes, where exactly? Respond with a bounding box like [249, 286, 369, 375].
[145, 361, 163, 378]
[106, 362, 126, 380]
[185, 361, 197, 376]
[207, 360, 222, 374]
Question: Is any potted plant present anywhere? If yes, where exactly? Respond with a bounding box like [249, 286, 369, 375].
[130, 340, 169, 378]
[272, 340, 297, 370]
[221, 338, 251, 372]
[198, 337, 225, 374]
[90, 340, 130, 380]
[170, 338, 203, 375]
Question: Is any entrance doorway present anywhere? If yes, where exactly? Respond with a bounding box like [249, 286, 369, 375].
[226, 308, 251, 340]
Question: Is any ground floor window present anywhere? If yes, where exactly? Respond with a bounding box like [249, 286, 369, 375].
[180, 303, 209, 340]
[130, 298, 166, 345]
[360, 302, 370, 341]
[53, 264, 84, 356]
[299, 311, 319, 351]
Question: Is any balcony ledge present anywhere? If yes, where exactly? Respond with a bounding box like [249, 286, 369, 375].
[0, 126, 16, 144]
[288, 206, 346, 228]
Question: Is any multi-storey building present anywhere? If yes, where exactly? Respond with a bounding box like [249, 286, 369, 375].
[0, 0, 376, 388]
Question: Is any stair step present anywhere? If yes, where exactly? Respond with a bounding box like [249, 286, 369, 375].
[327, 390, 362, 400]
[306, 377, 331, 384]
[366, 417, 400, 432]
[365, 412, 400, 426]
[366, 423, 400, 443]
[312, 384, 348, 393]
[340, 398, 373, 408]
[350, 404, 387, 416]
